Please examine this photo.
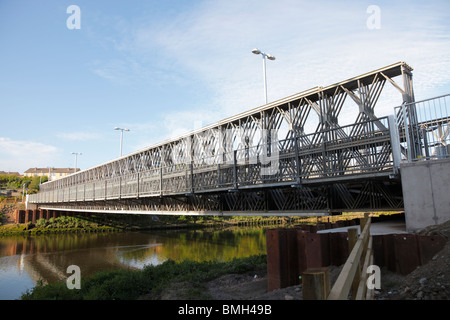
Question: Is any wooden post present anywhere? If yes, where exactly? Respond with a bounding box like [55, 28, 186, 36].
[348, 227, 360, 299]
[360, 213, 370, 267]
[302, 267, 330, 300]
[327, 215, 372, 300]
[360, 212, 370, 233]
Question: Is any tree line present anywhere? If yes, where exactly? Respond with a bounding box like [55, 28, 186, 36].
[0, 174, 48, 195]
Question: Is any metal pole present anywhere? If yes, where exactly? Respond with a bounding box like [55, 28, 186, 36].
[72, 153, 81, 173]
[402, 104, 412, 162]
[262, 54, 267, 104]
[115, 127, 129, 157]
[252, 49, 275, 105]
[120, 130, 124, 157]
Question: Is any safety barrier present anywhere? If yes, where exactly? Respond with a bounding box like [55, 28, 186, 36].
[301, 213, 373, 300]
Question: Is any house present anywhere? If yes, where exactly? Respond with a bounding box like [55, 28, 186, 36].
[23, 168, 80, 181]
[0, 171, 22, 177]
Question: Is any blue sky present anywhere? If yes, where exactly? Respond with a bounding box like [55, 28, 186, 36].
[0, 0, 449, 173]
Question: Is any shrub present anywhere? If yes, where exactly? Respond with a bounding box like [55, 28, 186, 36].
[22, 254, 267, 300]
[36, 218, 48, 228]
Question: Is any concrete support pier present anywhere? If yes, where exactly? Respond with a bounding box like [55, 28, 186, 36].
[400, 158, 450, 232]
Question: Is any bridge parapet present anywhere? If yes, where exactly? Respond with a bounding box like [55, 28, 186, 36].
[395, 94, 450, 162]
[30, 116, 398, 204]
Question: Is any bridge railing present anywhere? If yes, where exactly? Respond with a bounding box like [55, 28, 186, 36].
[29, 116, 397, 205]
[395, 94, 450, 162]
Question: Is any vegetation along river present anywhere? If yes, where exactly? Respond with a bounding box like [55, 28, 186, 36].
[0, 228, 267, 299]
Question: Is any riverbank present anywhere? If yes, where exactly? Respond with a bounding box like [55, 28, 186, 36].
[21, 254, 268, 300]
[0, 214, 294, 236]
[0, 217, 122, 236]
[18, 214, 450, 301]
[1, 204, 403, 237]
[21, 221, 450, 301]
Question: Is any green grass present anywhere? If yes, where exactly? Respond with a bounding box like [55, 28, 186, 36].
[21, 254, 267, 300]
[0, 216, 121, 236]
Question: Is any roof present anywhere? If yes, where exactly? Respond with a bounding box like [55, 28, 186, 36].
[24, 168, 81, 174]
[0, 171, 22, 176]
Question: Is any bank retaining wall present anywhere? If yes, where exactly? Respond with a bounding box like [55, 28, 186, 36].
[266, 225, 446, 291]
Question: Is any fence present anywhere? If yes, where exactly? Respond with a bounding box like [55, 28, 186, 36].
[302, 213, 374, 300]
[395, 94, 450, 162]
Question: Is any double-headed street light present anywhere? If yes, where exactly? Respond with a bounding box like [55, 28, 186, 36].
[252, 48, 276, 104]
[114, 127, 130, 157]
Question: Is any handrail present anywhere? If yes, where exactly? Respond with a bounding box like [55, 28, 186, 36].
[301, 213, 374, 300]
[327, 213, 373, 300]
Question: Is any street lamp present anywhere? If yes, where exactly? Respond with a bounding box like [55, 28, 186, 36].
[71, 152, 82, 173]
[47, 166, 54, 182]
[252, 48, 276, 104]
[114, 127, 130, 157]
[22, 183, 26, 203]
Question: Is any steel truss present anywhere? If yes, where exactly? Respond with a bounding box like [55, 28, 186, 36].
[30, 62, 413, 215]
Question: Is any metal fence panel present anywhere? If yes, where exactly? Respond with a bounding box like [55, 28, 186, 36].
[395, 94, 450, 162]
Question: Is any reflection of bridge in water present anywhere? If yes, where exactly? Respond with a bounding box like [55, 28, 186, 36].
[0, 233, 163, 287]
[28, 62, 450, 221]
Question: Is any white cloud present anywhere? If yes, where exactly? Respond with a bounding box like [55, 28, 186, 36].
[122, 109, 220, 153]
[0, 137, 62, 173]
[128, 0, 450, 116]
[57, 131, 102, 141]
[90, 0, 450, 146]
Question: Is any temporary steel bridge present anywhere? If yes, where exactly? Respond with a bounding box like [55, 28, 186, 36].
[29, 62, 447, 216]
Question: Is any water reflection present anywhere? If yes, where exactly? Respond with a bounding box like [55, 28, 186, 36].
[0, 228, 267, 300]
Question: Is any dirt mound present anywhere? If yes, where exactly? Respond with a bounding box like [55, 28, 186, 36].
[206, 273, 273, 300]
[378, 220, 450, 300]
[417, 220, 450, 238]
[206, 266, 345, 300]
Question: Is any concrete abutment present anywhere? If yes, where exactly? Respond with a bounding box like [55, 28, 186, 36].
[400, 158, 450, 232]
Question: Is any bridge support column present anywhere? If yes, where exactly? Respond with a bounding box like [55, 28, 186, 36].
[400, 158, 450, 232]
[14, 210, 20, 224]
[31, 210, 37, 224]
[24, 210, 33, 224]
[19, 210, 26, 223]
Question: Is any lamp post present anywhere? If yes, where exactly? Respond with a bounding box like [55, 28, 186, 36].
[71, 152, 82, 173]
[252, 48, 276, 104]
[114, 127, 130, 157]
[47, 166, 54, 182]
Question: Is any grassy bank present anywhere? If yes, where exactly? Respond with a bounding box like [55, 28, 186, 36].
[21, 254, 267, 300]
[0, 212, 304, 236]
[0, 216, 122, 236]
[1, 211, 403, 236]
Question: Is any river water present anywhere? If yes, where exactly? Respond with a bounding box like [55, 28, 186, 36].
[0, 228, 267, 300]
